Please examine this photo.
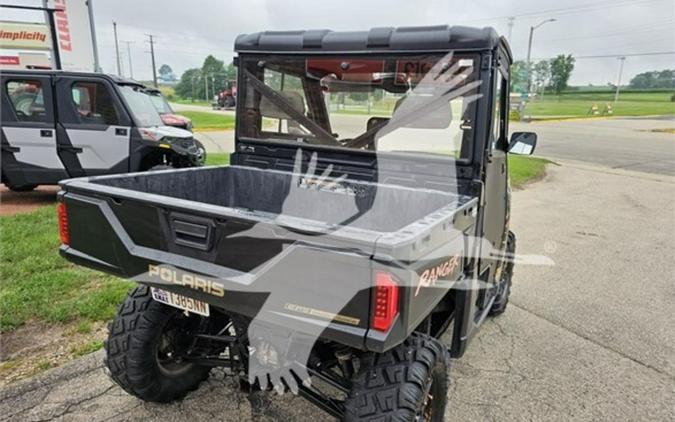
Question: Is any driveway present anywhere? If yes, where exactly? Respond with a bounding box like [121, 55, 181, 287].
[172, 104, 675, 176]
[1, 160, 673, 421]
[514, 117, 675, 176]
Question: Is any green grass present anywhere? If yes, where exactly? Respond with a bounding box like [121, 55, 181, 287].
[180, 111, 235, 131]
[172, 98, 211, 107]
[71, 340, 103, 357]
[509, 156, 552, 188]
[525, 91, 674, 118]
[205, 153, 231, 166]
[0, 207, 133, 331]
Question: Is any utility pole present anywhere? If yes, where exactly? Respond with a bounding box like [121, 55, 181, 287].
[113, 22, 122, 76]
[614, 56, 626, 103]
[526, 18, 556, 99]
[205, 73, 209, 102]
[146, 34, 158, 87]
[124, 41, 134, 79]
[87, 0, 102, 72]
[507, 17, 515, 42]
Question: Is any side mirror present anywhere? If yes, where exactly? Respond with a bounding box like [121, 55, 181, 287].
[509, 132, 537, 155]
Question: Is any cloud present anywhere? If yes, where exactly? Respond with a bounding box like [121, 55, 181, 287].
[3, 0, 673, 84]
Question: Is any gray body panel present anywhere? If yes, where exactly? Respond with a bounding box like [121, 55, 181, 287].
[2, 126, 64, 170]
[65, 127, 131, 171]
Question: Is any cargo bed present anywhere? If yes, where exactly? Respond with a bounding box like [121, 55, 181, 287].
[60, 165, 477, 351]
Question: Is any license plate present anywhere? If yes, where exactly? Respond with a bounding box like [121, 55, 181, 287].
[151, 287, 210, 317]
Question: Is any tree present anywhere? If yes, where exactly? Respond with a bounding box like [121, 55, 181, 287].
[533, 60, 551, 94]
[225, 62, 237, 81]
[549, 54, 575, 95]
[202, 55, 228, 98]
[158, 64, 176, 83]
[174, 56, 236, 101]
[510, 60, 528, 94]
[175, 68, 202, 100]
[629, 69, 675, 89]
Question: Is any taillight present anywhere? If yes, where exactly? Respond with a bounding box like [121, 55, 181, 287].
[57, 202, 69, 245]
[372, 272, 399, 332]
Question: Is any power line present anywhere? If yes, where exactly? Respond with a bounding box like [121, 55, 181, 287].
[532, 51, 675, 60]
[574, 51, 675, 59]
[539, 20, 674, 42]
[463, 0, 666, 23]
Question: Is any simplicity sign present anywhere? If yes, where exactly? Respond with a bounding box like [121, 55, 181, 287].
[0, 21, 50, 50]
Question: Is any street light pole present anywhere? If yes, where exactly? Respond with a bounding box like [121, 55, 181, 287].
[113, 22, 122, 76]
[526, 18, 556, 98]
[507, 17, 515, 42]
[124, 41, 134, 79]
[614, 56, 626, 103]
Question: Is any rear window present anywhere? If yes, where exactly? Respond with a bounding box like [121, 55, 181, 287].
[6, 80, 49, 123]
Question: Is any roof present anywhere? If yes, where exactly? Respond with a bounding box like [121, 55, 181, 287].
[0, 69, 143, 86]
[235, 25, 506, 55]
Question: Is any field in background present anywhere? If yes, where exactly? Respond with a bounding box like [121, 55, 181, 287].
[523, 90, 674, 118]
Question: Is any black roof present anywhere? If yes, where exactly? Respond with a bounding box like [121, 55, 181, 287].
[0, 69, 143, 86]
[235, 25, 507, 55]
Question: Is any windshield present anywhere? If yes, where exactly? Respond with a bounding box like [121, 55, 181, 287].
[238, 53, 482, 159]
[149, 92, 174, 114]
[119, 85, 164, 127]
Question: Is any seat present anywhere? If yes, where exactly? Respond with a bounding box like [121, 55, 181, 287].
[260, 91, 307, 135]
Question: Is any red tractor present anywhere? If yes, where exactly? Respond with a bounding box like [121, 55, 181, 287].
[213, 80, 237, 109]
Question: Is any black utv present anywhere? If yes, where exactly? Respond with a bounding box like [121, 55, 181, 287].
[57, 25, 537, 421]
[1, 71, 204, 192]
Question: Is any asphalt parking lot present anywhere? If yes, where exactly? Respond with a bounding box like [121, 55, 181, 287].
[180, 104, 675, 177]
[1, 154, 673, 421]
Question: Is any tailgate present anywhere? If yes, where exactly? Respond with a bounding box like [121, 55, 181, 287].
[59, 181, 380, 350]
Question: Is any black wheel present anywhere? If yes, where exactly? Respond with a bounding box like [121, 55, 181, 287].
[104, 285, 211, 403]
[194, 140, 207, 166]
[344, 333, 449, 422]
[6, 184, 38, 192]
[489, 231, 516, 316]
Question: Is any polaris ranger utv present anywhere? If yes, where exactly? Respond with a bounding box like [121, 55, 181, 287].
[57, 25, 537, 421]
[1, 71, 204, 192]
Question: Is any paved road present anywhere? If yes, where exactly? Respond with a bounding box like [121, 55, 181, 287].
[2, 161, 673, 421]
[514, 117, 675, 176]
[174, 102, 674, 176]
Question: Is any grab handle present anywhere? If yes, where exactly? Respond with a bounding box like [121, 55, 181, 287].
[170, 214, 215, 251]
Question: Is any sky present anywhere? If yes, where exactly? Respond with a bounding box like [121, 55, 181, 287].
[2, 0, 674, 86]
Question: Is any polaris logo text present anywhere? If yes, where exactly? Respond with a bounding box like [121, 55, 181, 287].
[415, 256, 461, 297]
[148, 265, 225, 297]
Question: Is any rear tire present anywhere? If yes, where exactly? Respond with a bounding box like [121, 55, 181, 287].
[104, 285, 211, 403]
[343, 333, 449, 422]
[6, 184, 37, 192]
[489, 231, 516, 316]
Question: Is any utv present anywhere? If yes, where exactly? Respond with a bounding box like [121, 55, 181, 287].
[1, 71, 204, 192]
[58, 25, 537, 421]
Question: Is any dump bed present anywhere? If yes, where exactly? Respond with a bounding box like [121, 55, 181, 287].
[60, 165, 477, 351]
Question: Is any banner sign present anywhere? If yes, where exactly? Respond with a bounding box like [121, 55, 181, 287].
[0, 56, 21, 66]
[47, 0, 96, 72]
[0, 53, 51, 69]
[0, 21, 50, 51]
